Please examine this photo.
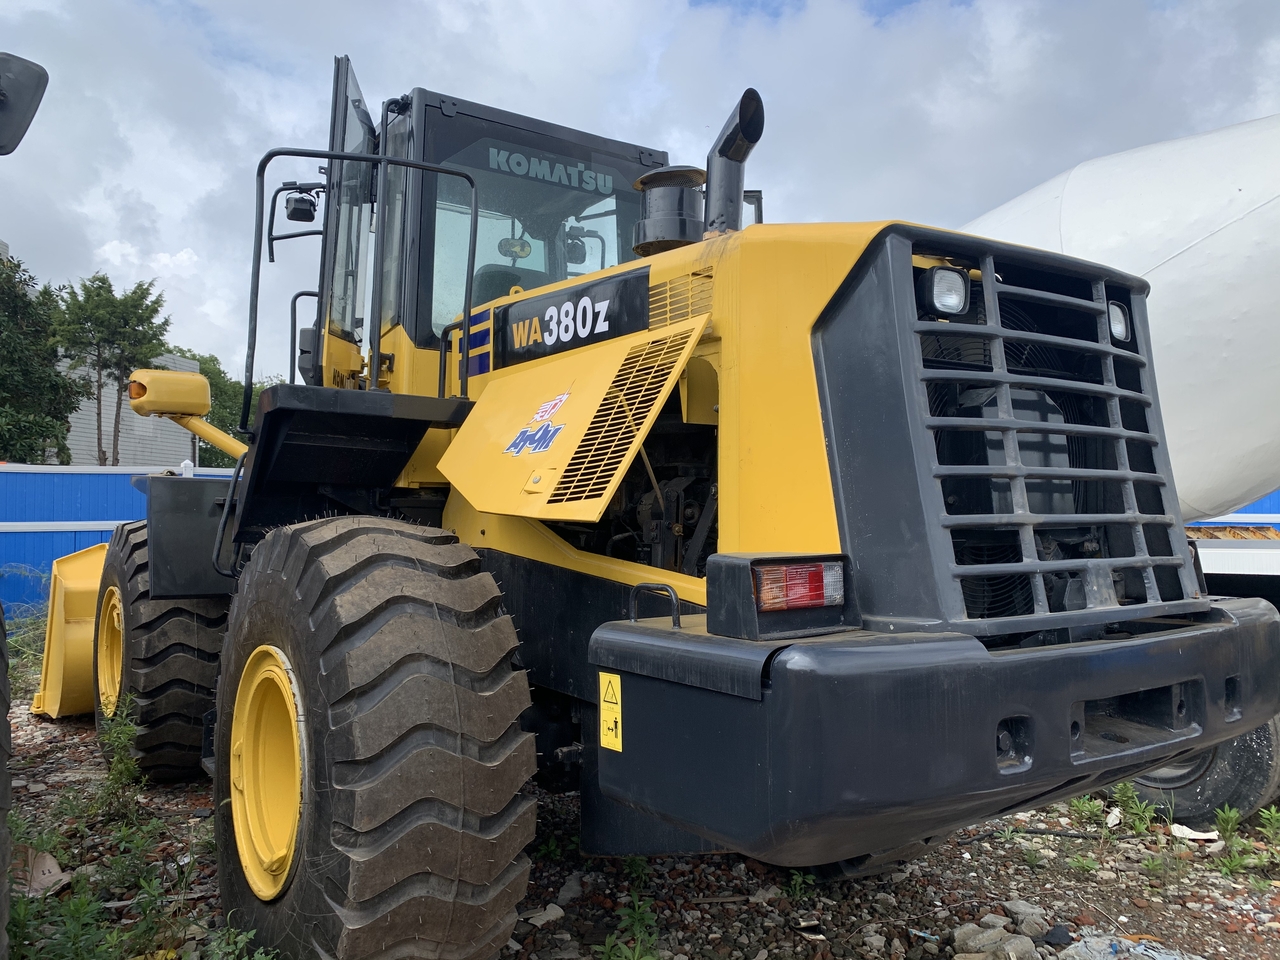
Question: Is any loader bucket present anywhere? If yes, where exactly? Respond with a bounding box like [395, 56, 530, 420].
[31, 542, 108, 718]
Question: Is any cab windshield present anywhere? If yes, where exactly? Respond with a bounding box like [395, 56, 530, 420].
[418, 117, 646, 337]
[429, 138, 634, 332]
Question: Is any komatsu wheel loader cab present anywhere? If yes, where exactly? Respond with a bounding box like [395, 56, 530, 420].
[41, 54, 1280, 960]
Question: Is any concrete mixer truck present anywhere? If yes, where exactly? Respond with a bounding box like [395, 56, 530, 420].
[965, 111, 1280, 826]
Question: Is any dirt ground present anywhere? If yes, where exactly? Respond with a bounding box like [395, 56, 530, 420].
[9, 703, 1280, 960]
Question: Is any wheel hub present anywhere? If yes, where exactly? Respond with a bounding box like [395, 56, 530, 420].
[230, 644, 304, 900]
[97, 586, 124, 716]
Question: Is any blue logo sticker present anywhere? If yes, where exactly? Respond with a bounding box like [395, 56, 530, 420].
[504, 421, 564, 456]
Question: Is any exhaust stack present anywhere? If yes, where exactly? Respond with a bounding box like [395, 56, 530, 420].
[704, 88, 764, 235]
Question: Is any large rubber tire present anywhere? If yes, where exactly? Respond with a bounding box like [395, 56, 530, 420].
[1, 607, 12, 959]
[1134, 715, 1280, 828]
[94, 521, 229, 780]
[214, 516, 536, 960]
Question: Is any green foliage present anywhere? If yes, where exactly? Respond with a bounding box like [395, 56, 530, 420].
[1069, 796, 1106, 826]
[536, 835, 563, 861]
[1111, 782, 1158, 834]
[1215, 804, 1242, 843]
[0, 257, 87, 463]
[997, 825, 1018, 843]
[95, 694, 144, 823]
[622, 855, 650, 886]
[1067, 854, 1100, 873]
[1022, 847, 1045, 868]
[595, 898, 659, 960]
[56, 272, 171, 466]
[4, 604, 49, 699]
[1258, 805, 1280, 846]
[783, 868, 816, 900]
[204, 923, 279, 960]
[616, 899, 658, 941]
[1216, 852, 1247, 877]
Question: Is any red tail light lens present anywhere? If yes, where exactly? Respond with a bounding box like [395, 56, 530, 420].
[753, 562, 844, 612]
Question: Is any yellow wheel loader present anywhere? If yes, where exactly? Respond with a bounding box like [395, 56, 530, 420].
[37, 55, 1280, 960]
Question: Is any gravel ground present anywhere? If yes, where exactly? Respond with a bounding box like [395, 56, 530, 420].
[10, 704, 1280, 960]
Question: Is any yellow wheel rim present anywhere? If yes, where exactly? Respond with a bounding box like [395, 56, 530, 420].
[230, 645, 304, 901]
[97, 586, 124, 717]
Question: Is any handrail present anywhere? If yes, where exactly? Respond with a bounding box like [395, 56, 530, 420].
[289, 290, 318, 384]
[437, 319, 464, 400]
[240, 146, 480, 435]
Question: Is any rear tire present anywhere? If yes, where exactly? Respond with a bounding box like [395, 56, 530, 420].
[214, 516, 536, 960]
[1, 606, 12, 959]
[93, 521, 229, 780]
[1133, 715, 1280, 828]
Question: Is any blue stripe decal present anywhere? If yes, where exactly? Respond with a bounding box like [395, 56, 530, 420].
[468, 326, 491, 349]
[461, 352, 491, 377]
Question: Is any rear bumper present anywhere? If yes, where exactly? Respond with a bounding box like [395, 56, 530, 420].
[588, 598, 1280, 867]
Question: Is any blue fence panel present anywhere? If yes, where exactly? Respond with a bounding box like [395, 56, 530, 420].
[0, 466, 232, 617]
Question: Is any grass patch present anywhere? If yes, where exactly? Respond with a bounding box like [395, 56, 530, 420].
[6, 699, 276, 958]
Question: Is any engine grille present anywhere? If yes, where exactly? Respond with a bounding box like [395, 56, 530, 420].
[911, 245, 1202, 628]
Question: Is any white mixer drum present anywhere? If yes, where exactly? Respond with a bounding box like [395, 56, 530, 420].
[963, 113, 1280, 521]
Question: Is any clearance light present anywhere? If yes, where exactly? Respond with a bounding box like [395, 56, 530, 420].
[128, 381, 147, 400]
[754, 561, 844, 612]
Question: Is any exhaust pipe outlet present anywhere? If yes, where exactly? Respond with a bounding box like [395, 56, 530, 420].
[704, 88, 764, 236]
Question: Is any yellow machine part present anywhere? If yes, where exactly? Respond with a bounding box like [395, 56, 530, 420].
[128, 368, 211, 417]
[438, 315, 708, 522]
[31, 542, 108, 718]
[128, 368, 248, 460]
[230, 644, 304, 901]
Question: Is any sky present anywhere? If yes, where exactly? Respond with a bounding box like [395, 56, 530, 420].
[2, 0, 1279, 381]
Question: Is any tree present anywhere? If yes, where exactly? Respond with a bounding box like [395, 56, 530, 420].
[57, 274, 170, 465]
[0, 258, 87, 464]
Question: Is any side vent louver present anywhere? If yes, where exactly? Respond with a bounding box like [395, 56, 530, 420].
[548, 329, 696, 504]
[649, 268, 713, 328]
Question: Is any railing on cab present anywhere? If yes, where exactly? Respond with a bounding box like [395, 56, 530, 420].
[238, 136, 481, 436]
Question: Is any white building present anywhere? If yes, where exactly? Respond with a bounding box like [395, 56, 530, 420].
[64, 351, 202, 467]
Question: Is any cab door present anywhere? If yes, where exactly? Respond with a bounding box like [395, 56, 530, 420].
[314, 55, 378, 388]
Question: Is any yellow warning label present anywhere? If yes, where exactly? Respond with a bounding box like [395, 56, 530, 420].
[599, 671, 622, 753]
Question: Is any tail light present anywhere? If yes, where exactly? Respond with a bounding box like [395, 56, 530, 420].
[754, 561, 844, 612]
[706, 553, 857, 641]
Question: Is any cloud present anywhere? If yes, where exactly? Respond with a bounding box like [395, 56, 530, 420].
[2, 0, 1278, 379]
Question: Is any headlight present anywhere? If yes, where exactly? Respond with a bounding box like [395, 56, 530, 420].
[918, 266, 970, 316]
[1108, 301, 1130, 342]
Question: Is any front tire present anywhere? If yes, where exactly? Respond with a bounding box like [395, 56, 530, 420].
[1134, 715, 1280, 828]
[93, 521, 229, 780]
[214, 516, 536, 960]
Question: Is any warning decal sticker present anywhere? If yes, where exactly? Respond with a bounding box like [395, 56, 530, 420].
[599, 671, 622, 753]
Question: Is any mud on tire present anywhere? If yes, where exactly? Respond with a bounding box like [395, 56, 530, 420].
[94, 521, 229, 781]
[214, 516, 536, 960]
[1134, 715, 1280, 828]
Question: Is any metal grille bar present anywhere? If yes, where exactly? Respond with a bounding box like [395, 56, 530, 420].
[915, 249, 1193, 625]
[915, 321, 1148, 364]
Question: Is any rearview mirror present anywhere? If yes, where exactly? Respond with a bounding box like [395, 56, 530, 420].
[0, 53, 48, 156]
[285, 193, 317, 222]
